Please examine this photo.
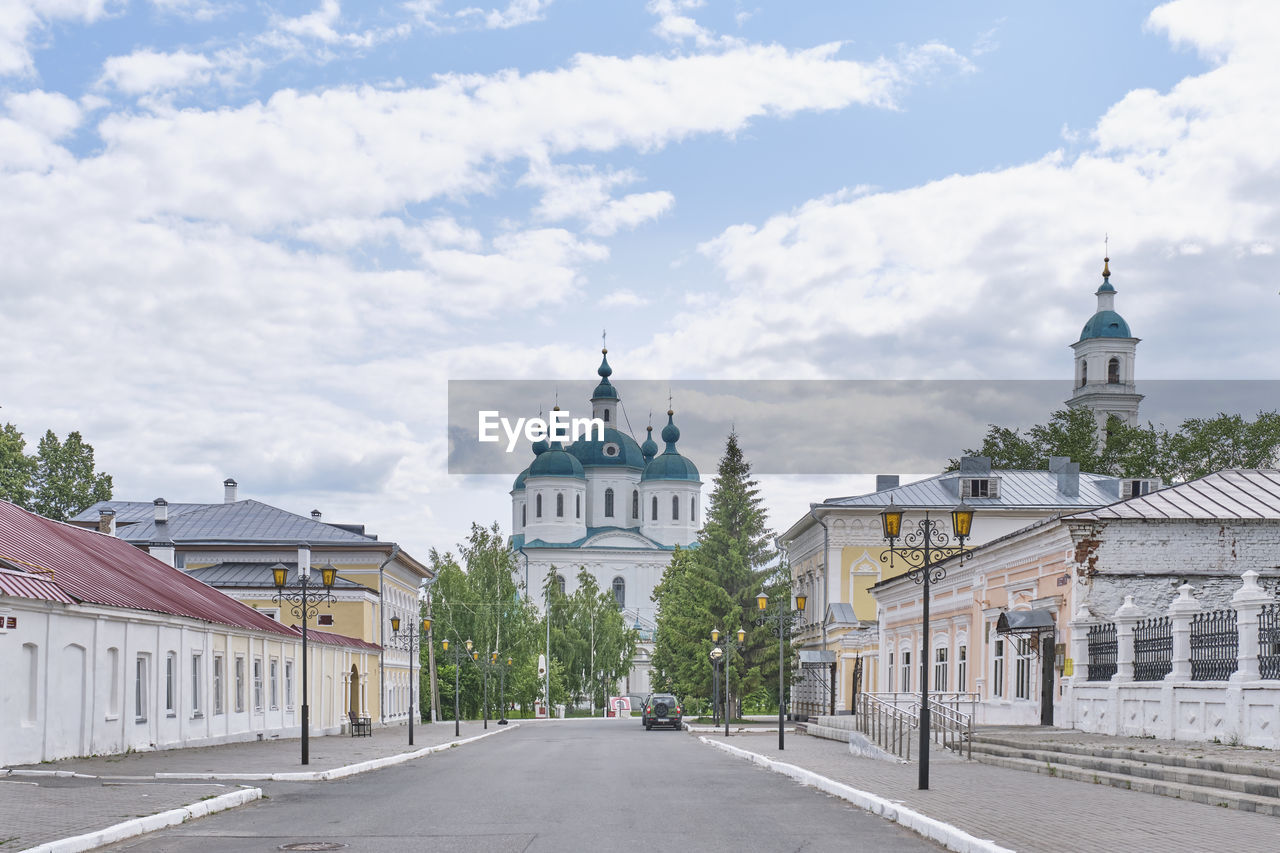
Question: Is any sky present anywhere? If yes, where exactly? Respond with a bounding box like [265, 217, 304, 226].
[1, 0, 1278, 560]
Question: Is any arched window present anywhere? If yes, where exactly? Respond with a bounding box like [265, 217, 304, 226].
[612, 577, 625, 609]
[556, 493, 564, 517]
[535, 494, 542, 518]
[604, 488, 614, 517]
[691, 496, 696, 523]
[652, 496, 658, 521]
[576, 494, 581, 519]
[1108, 357, 1120, 384]
[603, 409, 610, 422]
[1080, 361, 1087, 387]
[553, 573, 565, 595]
[521, 504, 526, 527]
[672, 495, 679, 520]
[632, 490, 639, 519]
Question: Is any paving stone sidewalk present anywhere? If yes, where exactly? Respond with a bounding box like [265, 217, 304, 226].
[6, 720, 498, 778]
[701, 730, 1279, 853]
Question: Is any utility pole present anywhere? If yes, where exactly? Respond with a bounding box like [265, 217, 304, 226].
[426, 582, 440, 722]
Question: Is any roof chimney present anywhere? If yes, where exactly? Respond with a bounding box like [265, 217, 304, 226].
[153, 498, 168, 523]
[98, 508, 116, 536]
[311, 509, 322, 521]
[149, 540, 175, 567]
[875, 475, 899, 492]
[1049, 456, 1080, 497]
[224, 478, 238, 503]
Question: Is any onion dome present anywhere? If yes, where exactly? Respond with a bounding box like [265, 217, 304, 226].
[1079, 255, 1132, 341]
[512, 467, 530, 492]
[592, 347, 618, 401]
[529, 408, 585, 479]
[567, 427, 645, 467]
[641, 409, 700, 482]
[641, 425, 658, 462]
[532, 437, 550, 456]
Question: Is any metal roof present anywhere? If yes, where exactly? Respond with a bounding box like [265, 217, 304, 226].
[69, 500, 208, 525]
[826, 602, 858, 626]
[0, 567, 75, 604]
[76, 500, 379, 545]
[186, 562, 375, 592]
[0, 500, 295, 636]
[823, 469, 1120, 510]
[997, 609, 1056, 634]
[293, 625, 382, 652]
[1074, 470, 1280, 521]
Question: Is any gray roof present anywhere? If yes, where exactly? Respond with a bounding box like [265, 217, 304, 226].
[185, 562, 376, 592]
[1073, 470, 1280, 521]
[826, 602, 858, 626]
[823, 469, 1119, 510]
[75, 500, 378, 545]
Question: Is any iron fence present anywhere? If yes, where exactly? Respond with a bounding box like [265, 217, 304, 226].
[1190, 609, 1238, 681]
[1133, 616, 1173, 681]
[1261, 603, 1280, 680]
[1086, 622, 1117, 681]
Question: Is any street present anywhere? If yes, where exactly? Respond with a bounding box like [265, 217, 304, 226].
[100, 720, 941, 852]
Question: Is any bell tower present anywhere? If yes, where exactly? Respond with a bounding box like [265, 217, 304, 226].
[1067, 253, 1142, 442]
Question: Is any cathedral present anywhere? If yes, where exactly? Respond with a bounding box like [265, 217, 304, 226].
[1067, 254, 1142, 437]
[509, 347, 702, 698]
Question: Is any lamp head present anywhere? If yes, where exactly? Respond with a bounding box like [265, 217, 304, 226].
[736, 628, 745, 644]
[951, 502, 975, 540]
[321, 563, 337, 589]
[796, 594, 807, 613]
[391, 615, 401, 633]
[271, 563, 288, 590]
[711, 628, 720, 643]
[441, 639, 449, 652]
[472, 651, 479, 661]
[507, 657, 513, 666]
[422, 617, 431, 633]
[880, 501, 903, 541]
[491, 651, 498, 664]
[756, 592, 768, 612]
[465, 639, 473, 652]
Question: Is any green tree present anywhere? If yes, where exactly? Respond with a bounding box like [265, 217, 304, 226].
[542, 567, 637, 710]
[651, 430, 789, 717]
[28, 430, 112, 521]
[1, 423, 35, 506]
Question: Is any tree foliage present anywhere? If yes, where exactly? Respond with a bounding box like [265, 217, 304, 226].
[954, 408, 1280, 484]
[542, 567, 637, 709]
[651, 430, 791, 715]
[1, 424, 112, 520]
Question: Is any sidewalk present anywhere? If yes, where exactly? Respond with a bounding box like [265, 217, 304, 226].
[698, 729, 1279, 853]
[1, 721, 510, 852]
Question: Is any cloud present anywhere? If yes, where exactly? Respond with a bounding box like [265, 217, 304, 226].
[483, 0, 553, 29]
[521, 162, 674, 236]
[98, 49, 214, 94]
[0, 0, 114, 76]
[598, 289, 649, 308]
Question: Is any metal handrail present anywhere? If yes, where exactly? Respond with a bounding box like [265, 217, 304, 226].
[925, 698, 972, 759]
[856, 692, 919, 761]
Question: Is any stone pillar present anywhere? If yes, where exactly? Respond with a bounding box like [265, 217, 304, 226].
[1112, 595, 1143, 683]
[1068, 605, 1093, 682]
[1166, 583, 1200, 682]
[1231, 570, 1270, 683]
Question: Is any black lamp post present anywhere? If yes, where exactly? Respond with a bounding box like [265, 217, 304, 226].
[461, 642, 493, 730]
[755, 591, 806, 750]
[497, 655, 513, 724]
[441, 637, 464, 738]
[388, 614, 429, 746]
[879, 499, 974, 791]
[711, 628, 746, 738]
[271, 544, 337, 766]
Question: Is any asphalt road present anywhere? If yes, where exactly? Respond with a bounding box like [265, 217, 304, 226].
[103, 720, 941, 852]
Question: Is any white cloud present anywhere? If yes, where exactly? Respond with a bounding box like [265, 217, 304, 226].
[598, 289, 649, 308]
[98, 49, 214, 94]
[0, 0, 114, 76]
[521, 162, 674, 236]
[484, 0, 552, 29]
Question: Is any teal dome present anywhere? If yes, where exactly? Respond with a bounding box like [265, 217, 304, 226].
[592, 348, 618, 400]
[640, 425, 658, 461]
[567, 427, 644, 468]
[642, 410, 699, 482]
[532, 437, 550, 455]
[1079, 310, 1131, 341]
[513, 467, 529, 491]
[528, 445, 585, 479]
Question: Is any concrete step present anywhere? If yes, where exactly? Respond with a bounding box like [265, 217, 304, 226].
[969, 732, 1280, 782]
[969, 751, 1280, 816]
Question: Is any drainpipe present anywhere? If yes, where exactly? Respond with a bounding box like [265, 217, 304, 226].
[807, 506, 832, 716]
[376, 543, 401, 726]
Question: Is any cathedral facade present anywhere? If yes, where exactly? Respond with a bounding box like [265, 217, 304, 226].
[509, 348, 702, 698]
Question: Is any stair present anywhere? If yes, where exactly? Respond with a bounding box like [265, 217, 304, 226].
[968, 732, 1280, 815]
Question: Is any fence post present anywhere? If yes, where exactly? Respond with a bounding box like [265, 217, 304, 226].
[1232, 570, 1270, 683]
[1113, 595, 1143, 683]
[1064, 605, 1092, 729]
[1166, 583, 1199, 682]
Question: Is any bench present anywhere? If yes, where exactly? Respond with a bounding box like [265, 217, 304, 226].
[348, 710, 372, 737]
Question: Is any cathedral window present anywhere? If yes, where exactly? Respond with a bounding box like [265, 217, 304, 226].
[549, 572, 565, 596]
[576, 494, 581, 518]
[604, 488, 614, 517]
[612, 577, 625, 609]
[521, 505, 526, 527]
[556, 494, 564, 517]
[536, 494, 542, 518]
[1108, 357, 1120, 384]
[603, 409, 610, 422]
[672, 495, 679, 520]
[652, 496, 658, 521]
[632, 490, 639, 519]
[691, 497, 696, 523]
[1080, 362, 1087, 387]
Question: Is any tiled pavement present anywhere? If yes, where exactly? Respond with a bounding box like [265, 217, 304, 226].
[700, 729, 1280, 853]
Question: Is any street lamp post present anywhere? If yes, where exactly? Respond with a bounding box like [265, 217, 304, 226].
[498, 655, 513, 724]
[271, 544, 337, 766]
[755, 591, 806, 751]
[879, 499, 974, 791]
[388, 615, 429, 746]
[441, 637, 464, 738]
[711, 628, 746, 738]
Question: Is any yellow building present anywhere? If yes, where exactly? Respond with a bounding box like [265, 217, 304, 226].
[71, 479, 433, 728]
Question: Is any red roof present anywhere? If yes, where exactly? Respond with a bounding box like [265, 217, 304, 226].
[0, 568, 75, 604]
[293, 625, 382, 652]
[0, 501, 295, 637]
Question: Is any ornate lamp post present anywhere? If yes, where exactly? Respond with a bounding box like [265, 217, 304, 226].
[879, 499, 974, 791]
[460, 642, 494, 730]
[388, 614, 429, 746]
[756, 591, 806, 750]
[271, 544, 337, 766]
[497, 655, 513, 725]
[711, 628, 746, 738]
[441, 637, 465, 738]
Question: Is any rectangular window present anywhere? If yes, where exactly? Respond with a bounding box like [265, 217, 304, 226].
[213, 655, 224, 715]
[136, 655, 149, 722]
[934, 647, 948, 693]
[887, 652, 895, 691]
[1015, 648, 1031, 700]
[901, 650, 911, 693]
[253, 657, 264, 712]
[285, 660, 295, 709]
[318, 614, 334, 626]
[235, 656, 245, 713]
[993, 639, 1005, 698]
[165, 652, 177, 715]
[270, 658, 280, 710]
[191, 653, 203, 715]
[957, 645, 967, 692]
[107, 647, 120, 718]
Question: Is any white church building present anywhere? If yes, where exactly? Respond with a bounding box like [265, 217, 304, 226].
[510, 347, 702, 697]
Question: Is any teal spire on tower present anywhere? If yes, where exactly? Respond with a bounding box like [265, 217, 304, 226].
[641, 423, 658, 462]
[660, 408, 680, 452]
[592, 346, 617, 401]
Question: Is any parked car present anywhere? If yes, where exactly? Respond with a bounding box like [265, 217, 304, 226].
[642, 693, 683, 730]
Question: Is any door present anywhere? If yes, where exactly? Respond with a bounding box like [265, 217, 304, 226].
[1040, 634, 1054, 726]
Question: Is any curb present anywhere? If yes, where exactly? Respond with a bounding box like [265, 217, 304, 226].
[22, 786, 262, 853]
[699, 737, 1013, 853]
